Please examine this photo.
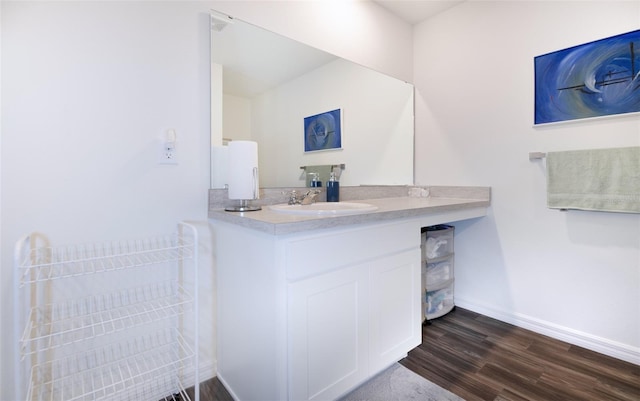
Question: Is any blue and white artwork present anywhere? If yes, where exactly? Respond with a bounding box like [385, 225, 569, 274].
[304, 109, 342, 152]
[534, 30, 640, 125]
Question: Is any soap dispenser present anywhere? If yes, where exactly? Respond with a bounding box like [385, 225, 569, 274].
[326, 171, 339, 202]
[309, 173, 322, 188]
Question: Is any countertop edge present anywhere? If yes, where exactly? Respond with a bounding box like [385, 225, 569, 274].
[209, 191, 490, 235]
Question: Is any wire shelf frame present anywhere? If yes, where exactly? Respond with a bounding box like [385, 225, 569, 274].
[20, 280, 193, 358]
[17, 234, 194, 286]
[26, 328, 194, 401]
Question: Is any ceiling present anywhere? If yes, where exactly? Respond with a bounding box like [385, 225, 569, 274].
[373, 0, 466, 24]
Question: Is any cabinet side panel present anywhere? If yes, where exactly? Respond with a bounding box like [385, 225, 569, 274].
[215, 222, 285, 401]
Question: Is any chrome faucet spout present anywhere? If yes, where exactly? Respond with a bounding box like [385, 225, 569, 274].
[301, 189, 321, 205]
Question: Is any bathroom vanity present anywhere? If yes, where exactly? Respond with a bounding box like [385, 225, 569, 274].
[209, 186, 490, 401]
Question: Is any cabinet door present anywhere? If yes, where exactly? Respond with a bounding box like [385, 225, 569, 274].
[369, 250, 422, 373]
[288, 264, 369, 401]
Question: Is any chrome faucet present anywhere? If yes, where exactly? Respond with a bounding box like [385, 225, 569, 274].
[287, 190, 301, 205]
[286, 189, 321, 205]
[301, 189, 321, 205]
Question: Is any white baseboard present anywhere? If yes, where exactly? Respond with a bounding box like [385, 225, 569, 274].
[455, 298, 640, 366]
[216, 373, 241, 401]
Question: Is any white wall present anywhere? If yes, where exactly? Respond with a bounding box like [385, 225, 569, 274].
[223, 94, 252, 141]
[1, 2, 213, 398]
[414, 1, 640, 363]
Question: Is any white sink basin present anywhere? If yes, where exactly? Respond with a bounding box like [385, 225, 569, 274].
[269, 202, 378, 216]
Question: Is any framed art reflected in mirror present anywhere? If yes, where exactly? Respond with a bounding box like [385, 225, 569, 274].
[304, 109, 342, 152]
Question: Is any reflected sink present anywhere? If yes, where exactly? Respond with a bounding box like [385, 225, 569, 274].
[269, 202, 378, 216]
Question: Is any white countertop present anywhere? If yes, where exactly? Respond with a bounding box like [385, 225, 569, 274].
[209, 189, 490, 235]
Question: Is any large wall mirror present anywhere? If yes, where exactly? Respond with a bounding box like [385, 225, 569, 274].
[210, 11, 414, 188]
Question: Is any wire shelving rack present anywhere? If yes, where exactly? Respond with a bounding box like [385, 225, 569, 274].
[14, 223, 199, 401]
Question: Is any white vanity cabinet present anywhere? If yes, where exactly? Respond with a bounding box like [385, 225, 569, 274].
[214, 218, 422, 401]
[210, 186, 490, 400]
[288, 246, 420, 401]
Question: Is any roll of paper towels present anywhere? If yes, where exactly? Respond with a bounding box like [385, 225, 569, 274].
[227, 141, 259, 200]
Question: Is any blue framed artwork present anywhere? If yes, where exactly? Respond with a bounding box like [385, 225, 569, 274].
[534, 30, 640, 125]
[304, 109, 342, 152]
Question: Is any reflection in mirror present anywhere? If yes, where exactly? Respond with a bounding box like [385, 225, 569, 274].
[210, 11, 414, 188]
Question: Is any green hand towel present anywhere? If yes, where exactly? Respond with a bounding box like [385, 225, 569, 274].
[546, 146, 640, 213]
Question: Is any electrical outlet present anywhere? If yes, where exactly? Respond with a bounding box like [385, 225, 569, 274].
[159, 141, 178, 164]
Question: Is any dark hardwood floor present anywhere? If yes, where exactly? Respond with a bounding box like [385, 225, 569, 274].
[191, 307, 640, 400]
[184, 378, 233, 401]
[400, 307, 640, 401]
